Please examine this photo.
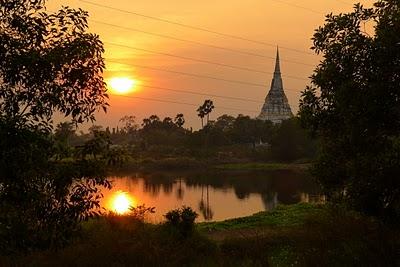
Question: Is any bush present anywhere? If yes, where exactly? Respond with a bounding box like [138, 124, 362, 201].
[129, 204, 156, 222]
[164, 206, 198, 237]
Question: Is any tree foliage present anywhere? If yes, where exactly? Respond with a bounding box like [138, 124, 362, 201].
[271, 118, 317, 162]
[0, 0, 108, 127]
[114, 112, 314, 162]
[197, 99, 214, 128]
[299, 1, 400, 221]
[0, 0, 110, 253]
[174, 113, 185, 128]
[119, 115, 138, 133]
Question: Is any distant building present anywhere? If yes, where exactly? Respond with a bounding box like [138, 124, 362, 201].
[257, 48, 293, 123]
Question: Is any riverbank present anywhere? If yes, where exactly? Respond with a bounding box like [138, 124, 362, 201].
[3, 203, 398, 266]
[214, 162, 310, 171]
[116, 156, 311, 172]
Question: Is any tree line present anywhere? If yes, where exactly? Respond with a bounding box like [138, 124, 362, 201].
[54, 111, 317, 163]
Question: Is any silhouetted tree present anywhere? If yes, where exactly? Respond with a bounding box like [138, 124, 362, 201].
[88, 125, 104, 135]
[299, 1, 400, 222]
[270, 118, 316, 162]
[55, 122, 76, 143]
[214, 114, 235, 132]
[203, 99, 215, 124]
[197, 105, 206, 128]
[54, 121, 76, 158]
[174, 113, 185, 128]
[163, 117, 173, 125]
[0, 0, 110, 252]
[119, 115, 138, 133]
[142, 115, 161, 128]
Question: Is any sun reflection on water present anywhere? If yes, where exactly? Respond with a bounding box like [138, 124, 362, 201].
[110, 191, 135, 214]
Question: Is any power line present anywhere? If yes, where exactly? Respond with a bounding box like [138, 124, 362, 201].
[106, 59, 309, 87]
[47, 9, 309, 94]
[110, 94, 261, 113]
[138, 84, 264, 104]
[92, 20, 315, 67]
[105, 59, 307, 94]
[78, 0, 315, 56]
[107, 59, 267, 87]
[105, 73, 302, 110]
[105, 41, 311, 76]
[334, 0, 352, 5]
[123, 84, 299, 108]
[269, 0, 323, 14]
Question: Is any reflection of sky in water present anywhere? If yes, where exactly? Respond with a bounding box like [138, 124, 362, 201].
[101, 171, 322, 222]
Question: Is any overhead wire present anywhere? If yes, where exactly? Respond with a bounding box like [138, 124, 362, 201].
[135, 84, 301, 109]
[69, 1, 314, 112]
[105, 59, 309, 87]
[105, 74, 301, 108]
[269, 0, 324, 14]
[136, 84, 265, 104]
[78, 0, 316, 56]
[334, 0, 353, 5]
[104, 41, 312, 76]
[92, 21, 315, 66]
[110, 94, 262, 113]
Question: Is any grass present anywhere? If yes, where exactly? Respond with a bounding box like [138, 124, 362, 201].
[120, 157, 207, 171]
[203, 203, 399, 266]
[1, 204, 398, 266]
[198, 203, 324, 231]
[215, 162, 310, 171]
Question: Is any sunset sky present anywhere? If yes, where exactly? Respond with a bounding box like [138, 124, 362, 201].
[48, 0, 373, 130]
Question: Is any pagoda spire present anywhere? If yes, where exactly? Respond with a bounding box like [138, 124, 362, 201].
[274, 46, 281, 74]
[257, 47, 293, 124]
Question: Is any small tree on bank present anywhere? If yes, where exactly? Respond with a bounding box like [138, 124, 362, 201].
[299, 1, 400, 222]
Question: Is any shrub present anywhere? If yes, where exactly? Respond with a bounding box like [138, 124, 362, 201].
[165, 209, 181, 226]
[164, 206, 198, 237]
[129, 204, 156, 222]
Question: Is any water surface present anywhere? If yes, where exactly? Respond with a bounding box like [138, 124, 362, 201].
[101, 170, 323, 222]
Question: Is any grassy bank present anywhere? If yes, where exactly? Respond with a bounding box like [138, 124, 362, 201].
[198, 203, 324, 231]
[117, 157, 310, 172]
[1, 204, 398, 266]
[118, 157, 208, 171]
[200, 203, 399, 266]
[214, 162, 310, 171]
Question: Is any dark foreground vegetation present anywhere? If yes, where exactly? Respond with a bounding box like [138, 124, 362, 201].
[0, 0, 399, 266]
[1, 204, 398, 267]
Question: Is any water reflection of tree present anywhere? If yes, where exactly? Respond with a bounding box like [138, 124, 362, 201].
[186, 170, 320, 205]
[234, 187, 250, 200]
[142, 173, 175, 197]
[176, 178, 185, 200]
[112, 170, 321, 214]
[261, 191, 278, 211]
[199, 185, 213, 221]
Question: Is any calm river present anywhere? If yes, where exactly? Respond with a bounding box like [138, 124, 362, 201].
[101, 169, 323, 222]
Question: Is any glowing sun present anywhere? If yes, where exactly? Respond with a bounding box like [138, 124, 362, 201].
[108, 77, 137, 94]
[112, 191, 133, 214]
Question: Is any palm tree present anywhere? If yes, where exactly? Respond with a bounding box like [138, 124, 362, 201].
[197, 105, 206, 128]
[198, 100, 214, 128]
[203, 100, 214, 124]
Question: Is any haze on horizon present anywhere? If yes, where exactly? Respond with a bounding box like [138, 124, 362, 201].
[48, 0, 374, 130]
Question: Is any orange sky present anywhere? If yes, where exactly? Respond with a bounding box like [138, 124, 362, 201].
[48, 0, 374, 130]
